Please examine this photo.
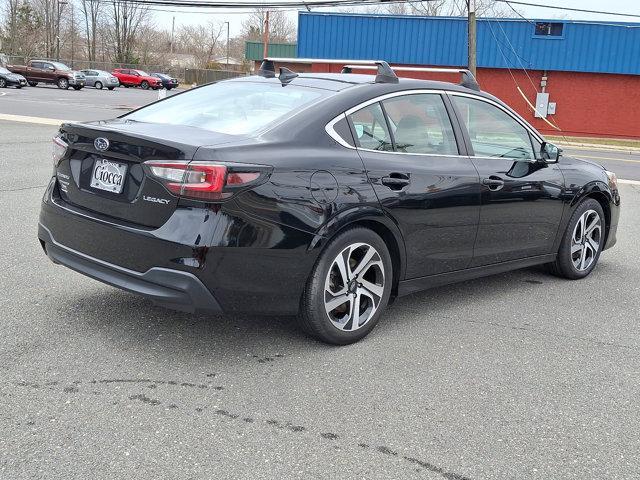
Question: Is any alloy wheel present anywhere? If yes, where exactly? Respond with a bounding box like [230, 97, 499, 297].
[0, 78, 6, 88]
[324, 242, 385, 331]
[571, 209, 601, 271]
[58, 78, 68, 89]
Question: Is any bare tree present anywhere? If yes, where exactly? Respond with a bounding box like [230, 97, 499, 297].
[107, 0, 149, 63]
[177, 21, 224, 68]
[79, 0, 101, 61]
[0, 0, 43, 56]
[379, 0, 516, 17]
[240, 8, 296, 44]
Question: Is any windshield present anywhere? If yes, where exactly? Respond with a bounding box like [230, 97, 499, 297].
[135, 70, 149, 76]
[0, 67, 10, 74]
[50, 62, 71, 71]
[125, 80, 328, 135]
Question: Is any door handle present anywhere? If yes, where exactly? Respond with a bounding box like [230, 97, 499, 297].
[381, 173, 410, 190]
[482, 177, 505, 190]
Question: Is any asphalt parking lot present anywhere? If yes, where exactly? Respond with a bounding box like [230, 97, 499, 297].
[2, 99, 640, 478]
[0, 83, 179, 121]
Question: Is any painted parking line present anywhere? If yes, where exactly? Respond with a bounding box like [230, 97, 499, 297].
[570, 154, 640, 164]
[619, 179, 640, 185]
[0, 113, 70, 125]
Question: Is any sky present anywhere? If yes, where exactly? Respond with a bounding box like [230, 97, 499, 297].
[149, 0, 640, 38]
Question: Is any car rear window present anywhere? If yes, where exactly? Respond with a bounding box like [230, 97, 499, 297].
[125, 81, 327, 135]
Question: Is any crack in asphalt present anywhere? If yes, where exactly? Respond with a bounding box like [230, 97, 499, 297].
[14, 377, 473, 479]
[0, 184, 47, 193]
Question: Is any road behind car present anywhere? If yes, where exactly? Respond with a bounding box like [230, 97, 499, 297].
[1, 119, 640, 479]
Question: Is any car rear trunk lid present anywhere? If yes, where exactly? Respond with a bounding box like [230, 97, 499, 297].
[55, 120, 239, 228]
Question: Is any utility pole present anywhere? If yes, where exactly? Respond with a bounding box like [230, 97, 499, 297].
[467, 0, 476, 77]
[262, 11, 270, 59]
[170, 16, 175, 54]
[56, 0, 67, 61]
[467, 0, 477, 77]
[225, 21, 230, 69]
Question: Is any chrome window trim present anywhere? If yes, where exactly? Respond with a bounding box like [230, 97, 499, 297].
[325, 88, 546, 160]
[325, 113, 353, 148]
[325, 89, 462, 157]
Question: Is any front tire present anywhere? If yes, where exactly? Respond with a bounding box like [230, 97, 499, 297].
[57, 77, 69, 89]
[299, 227, 392, 345]
[108, 87, 115, 91]
[0, 78, 6, 88]
[28, 81, 37, 87]
[73, 86, 83, 90]
[548, 198, 605, 279]
[94, 81, 103, 90]
[140, 80, 149, 90]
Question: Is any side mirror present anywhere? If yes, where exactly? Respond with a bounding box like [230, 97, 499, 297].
[48, 66, 55, 71]
[541, 142, 561, 162]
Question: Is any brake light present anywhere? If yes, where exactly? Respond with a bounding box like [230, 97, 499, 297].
[145, 161, 262, 201]
[52, 135, 68, 166]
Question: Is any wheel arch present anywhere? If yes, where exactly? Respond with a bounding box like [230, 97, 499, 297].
[309, 207, 406, 299]
[571, 181, 613, 248]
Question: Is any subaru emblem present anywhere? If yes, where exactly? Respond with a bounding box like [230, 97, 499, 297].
[94, 137, 109, 152]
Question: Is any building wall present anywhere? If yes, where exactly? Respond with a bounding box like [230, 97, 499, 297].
[311, 62, 640, 139]
[299, 12, 640, 75]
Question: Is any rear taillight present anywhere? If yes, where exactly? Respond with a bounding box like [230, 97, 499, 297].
[145, 160, 264, 201]
[52, 135, 68, 167]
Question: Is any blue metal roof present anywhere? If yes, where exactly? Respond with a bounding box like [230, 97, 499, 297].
[297, 12, 640, 75]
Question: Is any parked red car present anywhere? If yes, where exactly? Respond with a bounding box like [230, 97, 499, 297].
[111, 68, 162, 90]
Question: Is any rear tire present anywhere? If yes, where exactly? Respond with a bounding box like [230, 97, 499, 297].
[95, 81, 103, 90]
[140, 80, 149, 90]
[299, 227, 392, 345]
[0, 78, 6, 88]
[547, 198, 605, 279]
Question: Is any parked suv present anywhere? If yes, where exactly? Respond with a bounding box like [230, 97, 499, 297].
[112, 69, 162, 90]
[7, 60, 85, 89]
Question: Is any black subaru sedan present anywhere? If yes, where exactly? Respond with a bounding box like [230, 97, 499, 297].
[38, 61, 620, 344]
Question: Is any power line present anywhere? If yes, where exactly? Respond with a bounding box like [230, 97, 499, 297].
[498, 1, 640, 20]
[102, 0, 431, 9]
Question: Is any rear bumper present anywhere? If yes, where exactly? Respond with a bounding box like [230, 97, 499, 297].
[38, 177, 317, 315]
[38, 223, 222, 313]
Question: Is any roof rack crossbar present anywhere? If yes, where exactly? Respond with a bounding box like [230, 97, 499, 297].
[262, 58, 480, 91]
[344, 65, 480, 91]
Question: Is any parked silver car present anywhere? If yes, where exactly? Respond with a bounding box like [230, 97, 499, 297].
[80, 69, 120, 90]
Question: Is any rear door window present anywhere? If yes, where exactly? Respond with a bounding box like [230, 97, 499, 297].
[347, 103, 393, 151]
[382, 94, 458, 155]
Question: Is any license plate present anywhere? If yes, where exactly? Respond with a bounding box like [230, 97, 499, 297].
[91, 158, 127, 194]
